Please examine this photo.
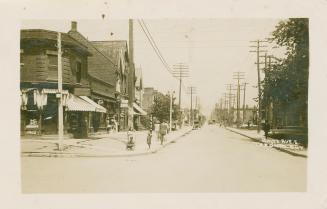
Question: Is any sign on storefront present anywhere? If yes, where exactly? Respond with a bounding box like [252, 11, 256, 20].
[120, 99, 128, 108]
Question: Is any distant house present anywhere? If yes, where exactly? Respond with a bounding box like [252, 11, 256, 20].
[90, 40, 131, 131]
[232, 107, 257, 124]
[20, 29, 106, 137]
[68, 22, 121, 131]
[91, 40, 146, 130]
[142, 87, 158, 114]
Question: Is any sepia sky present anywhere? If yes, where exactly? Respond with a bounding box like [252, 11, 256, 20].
[21, 19, 285, 116]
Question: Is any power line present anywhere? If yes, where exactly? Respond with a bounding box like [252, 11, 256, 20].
[140, 20, 171, 71]
[137, 19, 190, 96]
[137, 19, 172, 75]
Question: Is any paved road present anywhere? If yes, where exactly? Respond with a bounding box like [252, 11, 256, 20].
[21, 125, 306, 193]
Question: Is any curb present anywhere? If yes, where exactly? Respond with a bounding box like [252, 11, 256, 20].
[226, 127, 307, 158]
[21, 128, 193, 158]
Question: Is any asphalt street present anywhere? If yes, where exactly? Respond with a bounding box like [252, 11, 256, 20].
[21, 124, 306, 193]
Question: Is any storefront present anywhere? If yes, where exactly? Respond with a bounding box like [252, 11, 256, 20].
[132, 102, 147, 130]
[20, 88, 106, 138]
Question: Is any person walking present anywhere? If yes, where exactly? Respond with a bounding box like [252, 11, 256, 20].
[159, 121, 168, 145]
[154, 121, 160, 141]
[146, 129, 152, 149]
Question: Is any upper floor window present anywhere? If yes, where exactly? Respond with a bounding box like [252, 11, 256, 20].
[48, 55, 58, 67]
[20, 49, 24, 68]
[76, 62, 82, 83]
[47, 55, 58, 81]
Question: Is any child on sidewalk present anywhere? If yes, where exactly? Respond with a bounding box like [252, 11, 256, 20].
[147, 129, 152, 149]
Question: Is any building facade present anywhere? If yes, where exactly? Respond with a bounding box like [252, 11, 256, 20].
[20, 29, 106, 138]
[91, 40, 131, 131]
[68, 22, 121, 131]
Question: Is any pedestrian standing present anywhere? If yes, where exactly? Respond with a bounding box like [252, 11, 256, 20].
[263, 121, 270, 139]
[106, 117, 110, 133]
[147, 129, 152, 149]
[154, 121, 160, 141]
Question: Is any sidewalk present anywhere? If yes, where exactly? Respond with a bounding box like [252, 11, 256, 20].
[226, 127, 307, 158]
[21, 126, 193, 157]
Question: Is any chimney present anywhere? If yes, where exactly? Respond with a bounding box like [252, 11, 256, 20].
[71, 21, 77, 31]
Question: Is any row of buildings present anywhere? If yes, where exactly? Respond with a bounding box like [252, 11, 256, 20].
[20, 21, 147, 138]
[210, 104, 258, 126]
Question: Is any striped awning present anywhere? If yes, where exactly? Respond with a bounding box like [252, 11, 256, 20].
[133, 103, 147, 116]
[80, 96, 107, 113]
[66, 94, 97, 112]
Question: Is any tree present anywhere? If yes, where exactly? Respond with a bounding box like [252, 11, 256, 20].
[151, 91, 179, 123]
[263, 18, 309, 127]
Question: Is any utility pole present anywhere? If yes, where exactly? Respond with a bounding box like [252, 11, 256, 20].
[128, 19, 135, 130]
[250, 39, 268, 133]
[222, 93, 228, 122]
[173, 63, 189, 128]
[225, 84, 233, 125]
[57, 32, 64, 150]
[265, 54, 277, 127]
[233, 72, 245, 128]
[169, 91, 174, 132]
[242, 82, 249, 124]
[187, 86, 196, 126]
[225, 84, 233, 113]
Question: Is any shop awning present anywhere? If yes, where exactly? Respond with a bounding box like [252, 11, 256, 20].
[80, 96, 107, 113]
[66, 94, 95, 112]
[133, 103, 147, 116]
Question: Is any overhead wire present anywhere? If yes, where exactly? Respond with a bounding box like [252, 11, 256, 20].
[137, 19, 188, 93]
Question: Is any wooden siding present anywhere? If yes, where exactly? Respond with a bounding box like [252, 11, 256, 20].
[90, 78, 116, 99]
[21, 51, 89, 88]
[68, 30, 117, 86]
[20, 54, 48, 82]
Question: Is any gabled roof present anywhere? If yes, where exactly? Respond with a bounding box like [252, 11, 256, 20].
[68, 30, 118, 86]
[91, 41, 129, 68]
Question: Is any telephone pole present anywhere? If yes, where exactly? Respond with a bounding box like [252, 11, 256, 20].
[250, 39, 268, 133]
[187, 86, 196, 126]
[264, 54, 277, 127]
[242, 82, 249, 124]
[222, 93, 228, 123]
[128, 19, 135, 130]
[233, 72, 245, 128]
[169, 91, 174, 132]
[173, 63, 189, 128]
[225, 84, 233, 113]
[57, 32, 64, 151]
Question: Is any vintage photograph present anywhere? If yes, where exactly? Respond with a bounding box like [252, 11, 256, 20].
[20, 18, 308, 193]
